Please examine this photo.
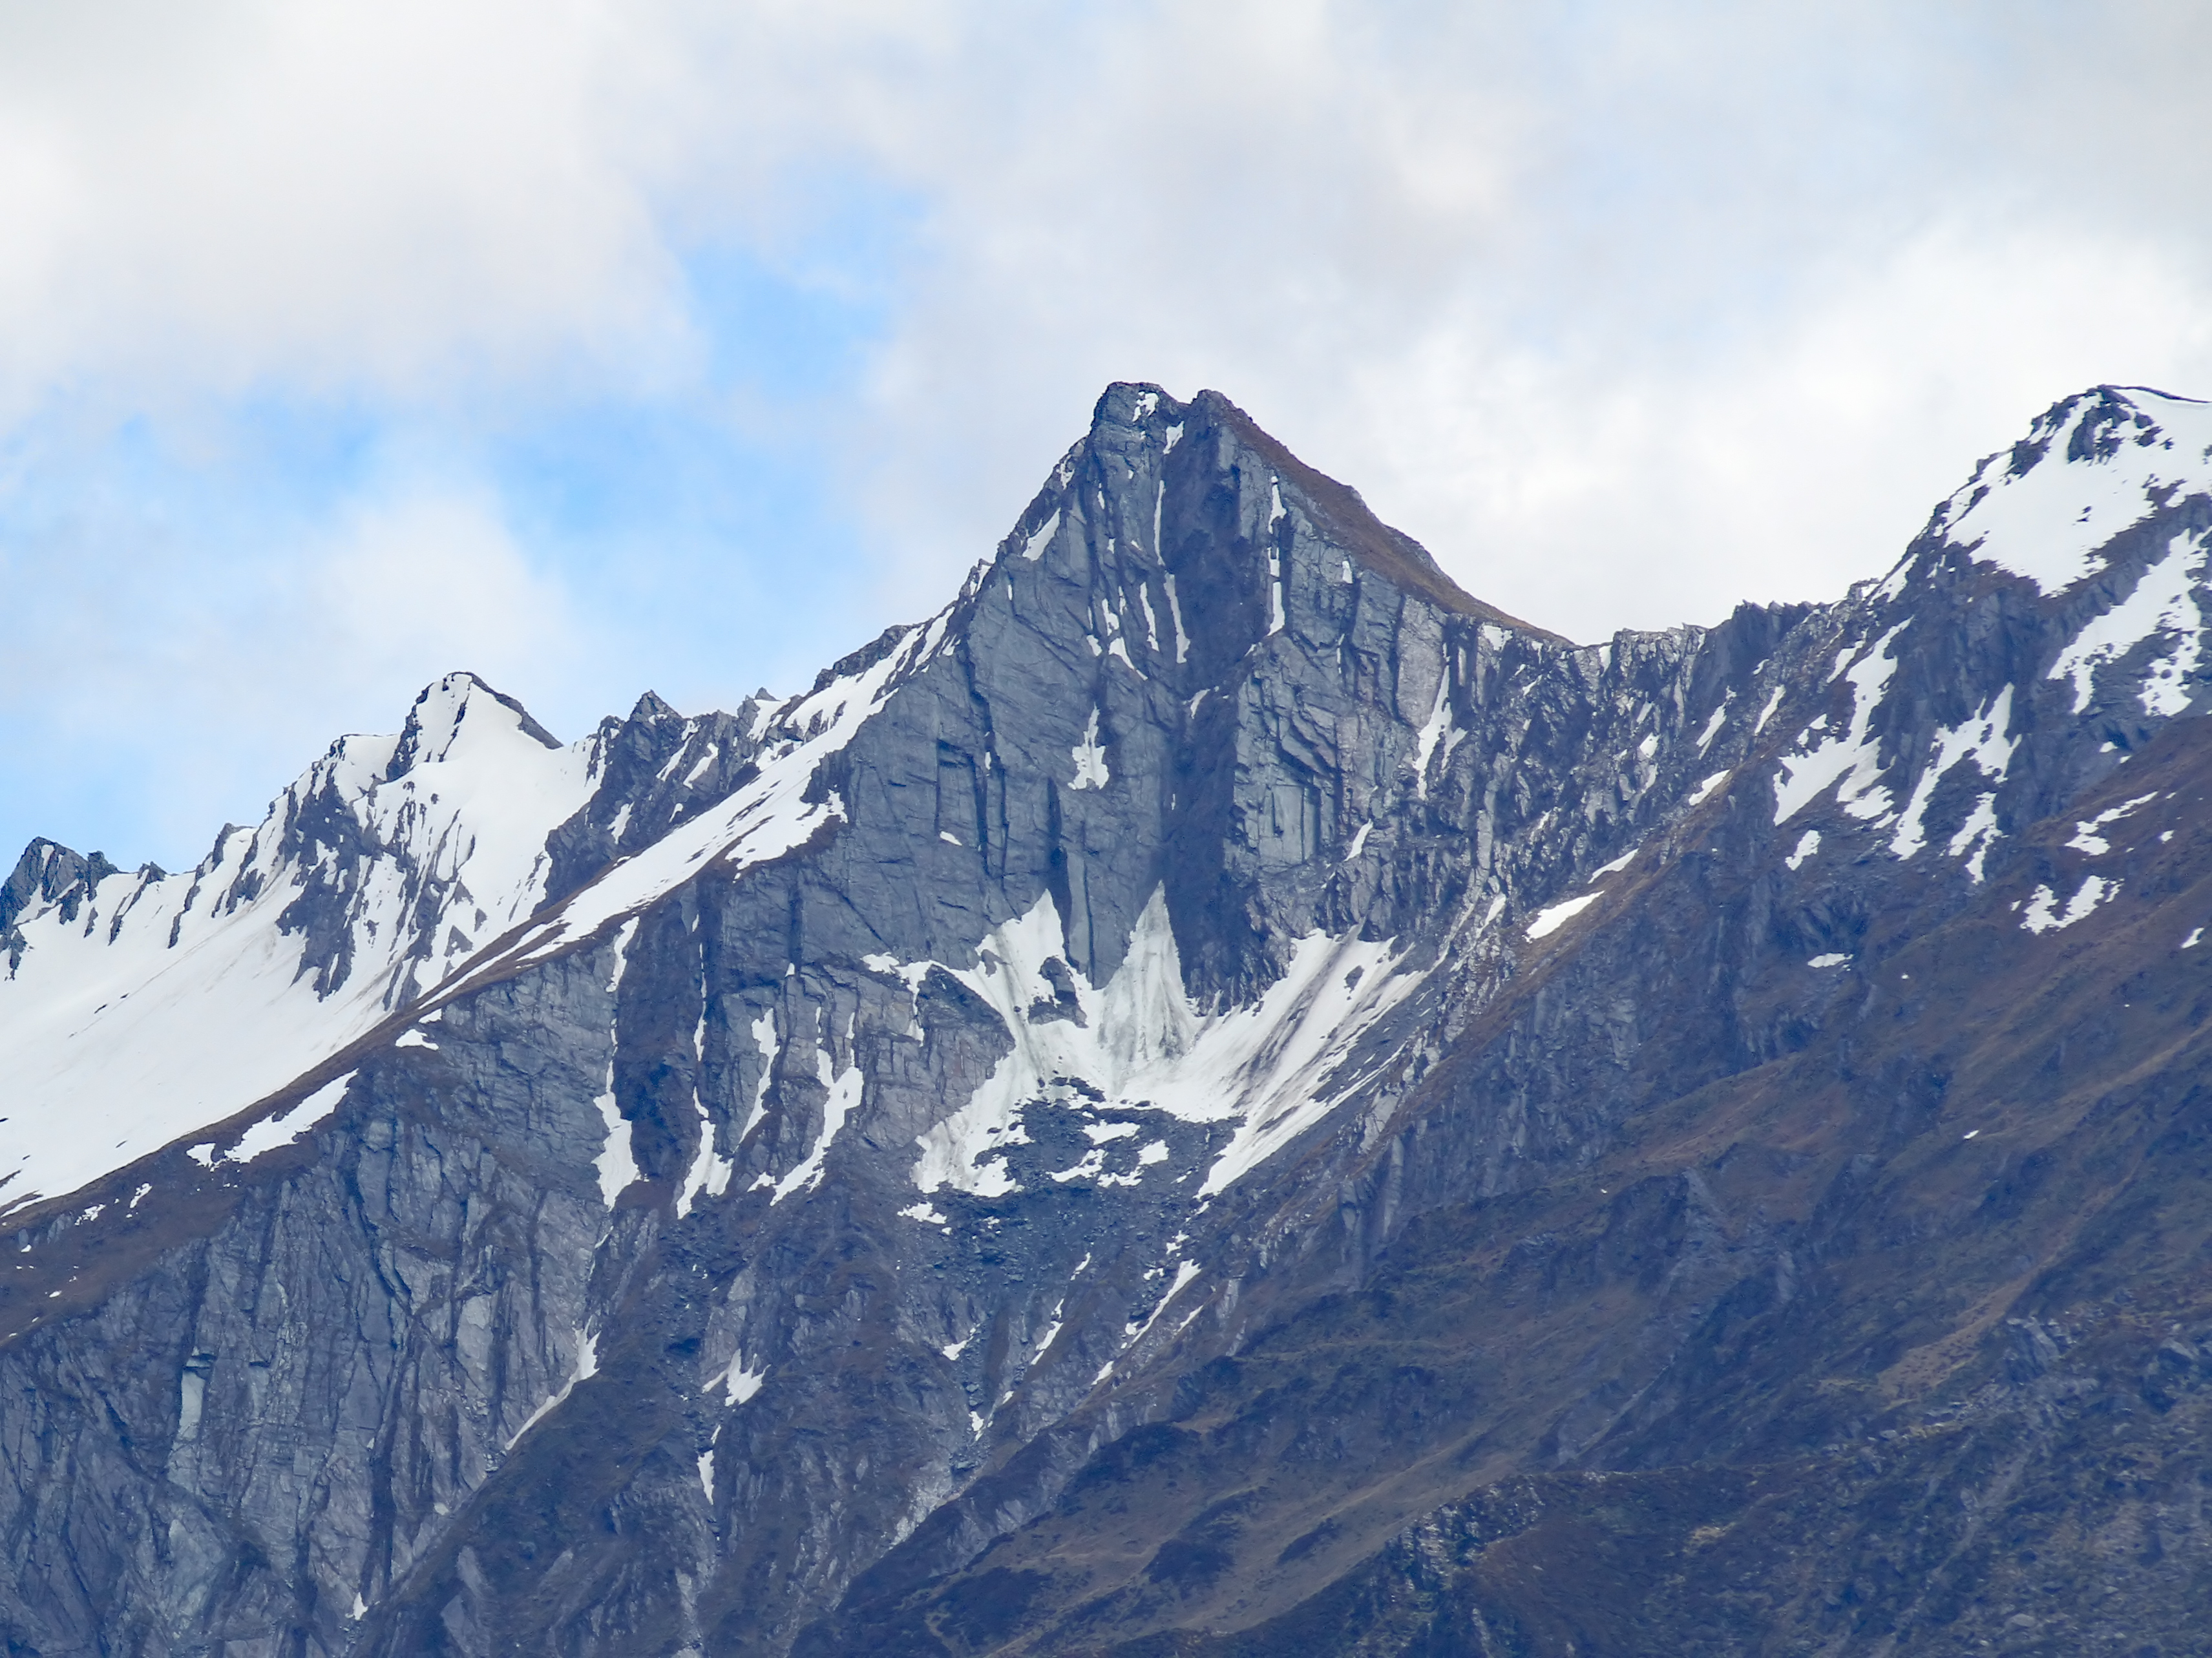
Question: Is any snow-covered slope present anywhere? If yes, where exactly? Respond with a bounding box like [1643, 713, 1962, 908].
[0, 674, 603, 1217]
[1932, 384, 2212, 592]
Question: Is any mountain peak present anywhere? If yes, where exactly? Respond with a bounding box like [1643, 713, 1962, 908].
[1930, 382, 2212, 593]
[386, 671, 561, 780]
[0, 839, 121, 957]
[626, 689, 683, 726]
[1077, 381, 1564, 640]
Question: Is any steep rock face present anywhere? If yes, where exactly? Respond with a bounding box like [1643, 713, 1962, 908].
[1, 842, 128, 967]
[2, 383, 2210, 1657]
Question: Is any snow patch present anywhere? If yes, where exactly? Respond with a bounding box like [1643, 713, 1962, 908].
[739, 1007, 780, 1146]
[1947, 796, 2002, 883]
[2069, 793, 2160, 855]
[1069, 709, 1110, 790]
[1031, 1300, 1066, 1361]
[227, 1071, 355, 1164]
[1772, 627, 1906, 825]
[771, 1043, 863, 1204]
[719, 1352, 765, 1406]
[1410, 673, 1452, 799]
[506, 1327, 600, 1449]
[1940, 392, 2212, 591]
[1526, 893, 1601, 940]
[1022, 510, 1060, 561]
[2047, 532, 2207, 716]
[1163, 573, 1190, 664]
[1126, 1259, 1203, 1347]
[2021, 876, 2117, 934]
[590, 919, 641, 1208]
[1890, 687, 2017, 861]
[908, 888, 1415, 1202]
[1591, 846, 1639, 879]
[675, 1015, 730, 1219]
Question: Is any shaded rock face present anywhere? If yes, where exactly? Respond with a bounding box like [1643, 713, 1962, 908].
[3, 382, 2212, 1656]
[1, 842, 126, 970]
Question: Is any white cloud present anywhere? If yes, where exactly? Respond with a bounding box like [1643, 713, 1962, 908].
[823, 2, 2212, 638]
[305, 487, 580, 701]
[0, 0, 695, 408]
[0, 477, 578, 866]
[1296, 222, 2212, 638]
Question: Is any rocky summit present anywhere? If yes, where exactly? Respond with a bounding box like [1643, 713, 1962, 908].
[4, 382, 2211, 1657]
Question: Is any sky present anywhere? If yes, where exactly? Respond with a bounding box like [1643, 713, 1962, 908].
[3, 1, 2211, 873]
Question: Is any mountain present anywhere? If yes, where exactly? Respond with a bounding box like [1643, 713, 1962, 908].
[2, 382, 2209, 1657]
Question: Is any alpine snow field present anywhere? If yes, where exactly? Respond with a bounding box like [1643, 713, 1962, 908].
[5, 383, 2212, 1655]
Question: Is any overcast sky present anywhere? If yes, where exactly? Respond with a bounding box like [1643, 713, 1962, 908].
[5, 1, 2211, 870]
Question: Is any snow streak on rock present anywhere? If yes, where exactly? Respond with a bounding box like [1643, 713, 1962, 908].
[2047, 530, 2207, 716]
[1771, 627, 1906, 826]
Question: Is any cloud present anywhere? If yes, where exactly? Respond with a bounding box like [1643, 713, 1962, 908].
[1289, 220, 2212, 638]
[306, 487, 580, 702]
[0, 0, 695, 409]
[0, 470, 577, 868]
[827, 1, 2212, 636]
